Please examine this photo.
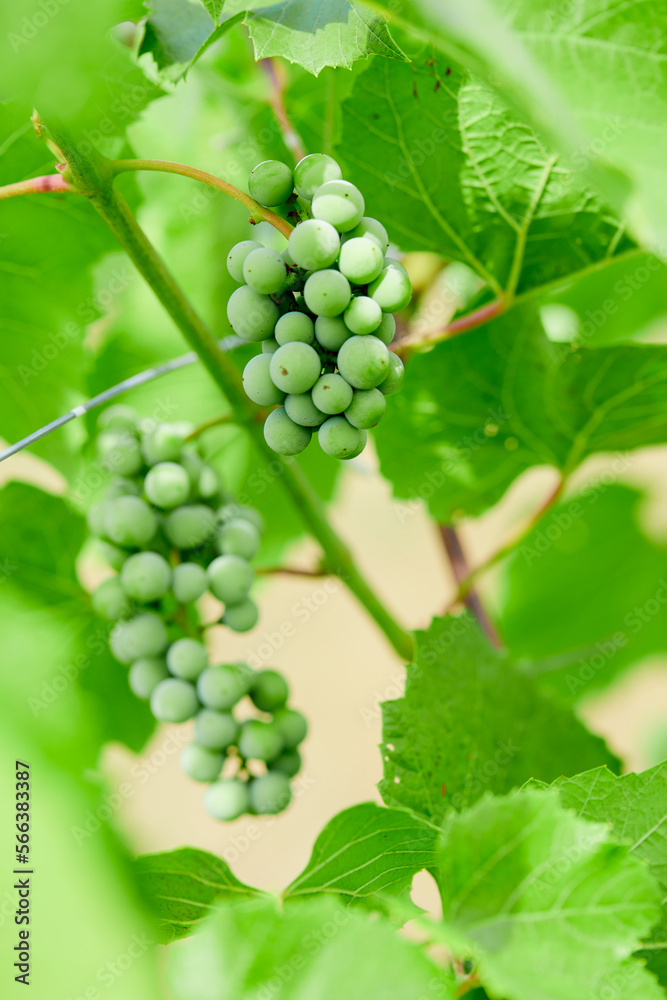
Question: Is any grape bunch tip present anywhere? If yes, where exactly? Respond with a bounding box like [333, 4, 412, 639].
[228, 153, 410, 460]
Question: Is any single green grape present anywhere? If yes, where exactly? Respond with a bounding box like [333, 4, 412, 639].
[375, 312, 396, 346]
[311, 179, 365, 232]
[227, 285, 280, 342]
[340, 433, 367, 461]
[318, 416, 367, 459]
[248, 771, 292, 815]
[105, 496, 157, 548]
[204, 779, 249, 821]
[344, 388, 387, 429]
[343, 295, 382, 335]
[337, 335, 390, 390]
[207, 554, 254, 604]
[144, 462, 191, 509]
[284, 393, 327, 428]
[368, 266, 412, 312]
[293, 153, 342, 200]
[273, 708, 308, 748]
[141, 423, 191, 465]
[269, 342, 322, 394]
[263, 407, 312, 455]
[98, 404, 139, 433]
[314, 315, 350, 352]
[167, 638, 209, 680]
[303, 270, 351, 317]
[223, 597, 259, 633]
[120, 551, 171, 603]
[150, 677, 199, 723]
[242, 247, 288, 295]
[238, 720, 284, 762]
[195, 708, 239, 750]
[91, 576, 129, 621]
[172, 563, 208, 604]
[342, 217, 389, 256]
[311, 373, 353, 415]
[197, 663, 250, 710]
[248, 159, 293, 206]
[262, 338, 280, 355]
[128, 657, 169, 700]
[287, 218, 340, 271]
[110, 612, 169, 664]
[216, 518, 260, 560]
[180, 743, 224, 782]
[218, 504, 265, 534]
[96, 430, 143, 477]
[338, 236, 384, 285]
[227, 240, 262, 283]
[164, 505, 217, 550]
[378, 351, 405, 395]
[274, 311, 315, 345]
[270, 749, 301, 778]
[243, 354, 287, 407]
[249, 669, 289, 712]
[197, 464, 219, 500]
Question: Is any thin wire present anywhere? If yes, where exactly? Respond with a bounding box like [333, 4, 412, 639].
[0, 334, 243, 464]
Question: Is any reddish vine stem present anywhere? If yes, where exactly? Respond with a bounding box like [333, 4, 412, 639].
[394, 296, 507, 358]
[256, 566, 330, 578]
[0, 174, 74, 200]
[439, 525, 503, 648]
[261, 58, 307, 163]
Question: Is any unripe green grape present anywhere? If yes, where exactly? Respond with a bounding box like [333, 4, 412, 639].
[96, 540, 129, 570]
[128, 657, 169, 699]
[141, 423, 191, 465]
[384, 255, 408, 275]
[314, 315, 350, 352]
[150, 677, 199, 723]
[249, 669, 289, 712]
[165, 505, 217, 550]
[91, 576, 129, 621]
[284, 392, 327, 428]
[167, 638, 209, 680]
[227, 285, 280, 342]
[242, 247, 288, 295]
[105, 496, 157, 548]
[248, 159, 293, 206]
[270, 749, 302, 778]
[98, 404, 139, 433]
[344, 388, 386, 429]
[263, 406, 312, 455]
[262, 338, 280, 356]
[303, 270, 351, 318]
[378, 351, 405, 395]
[273, 708, 308, 748]
[223, 597, 260, 633]
[110, 612, 169, 664]
[216, 518, 260, 560]
[227, 239, 262, 283]
[287, 218, 340, 271]
[197, 663, 250, 710]
[274, 311, 315, 345]
[144, 462, 190, 509]
[207, 554, 253, 604]
[204, 779, 249, 821]
[96, 430, 143, 477]
[180, 743, 224, 782]
[340, 433, 367, 461]
[87, 500, 109, 537]
[375, 312, 396, 346]
[238, 720, 284, 762]
[269, 342, 321, 394]
[343, 295, 382, 335]
[121, 551, 171, 602]
[195, 708, 239, 750]
[172, 562, 208, 603]
[368, 266, 412, 312]
[198, 465, 219, 500]
[293, 153, 342, 200]
[318, 416, 367, 460]
[338, 236, 384, 285]
[218, 504, 265, 534]
[343, 217, 389, 255]
[243, 354, 287, 407]
[311, 179, 365, 232]
[337, 335, 390, 390]
[249, 771, 292, 815]
[311, 373, 353, 415]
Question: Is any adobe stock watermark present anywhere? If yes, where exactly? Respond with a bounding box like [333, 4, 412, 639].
[62, 932, 154, 1000]
[448, 738, 521, 809]
[8, 0, 72, 53]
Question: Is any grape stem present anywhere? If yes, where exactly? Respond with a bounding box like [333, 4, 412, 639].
[0, 174, 74, 200]
[110, 159, 294, 238]
[395, 296, 507, 357]
[42, 116, 414, 662]
[438, 525, 503, 649]
[256, 566, 330, 578]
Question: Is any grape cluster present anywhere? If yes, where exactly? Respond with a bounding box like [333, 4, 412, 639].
[227, 153, 411, 460]
[85, 406, 306, 820]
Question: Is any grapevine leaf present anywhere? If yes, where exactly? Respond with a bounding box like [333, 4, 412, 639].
[379, 615, 618, 825]
[139, 0, 244, 79]
[284, 803, 437, 907]
[167, 895, 455, 999]
[134, 847, 263, 943]
[437, 788, 663, 1000]
[376, 303, 667, 521]
[201, 0, 224, 21]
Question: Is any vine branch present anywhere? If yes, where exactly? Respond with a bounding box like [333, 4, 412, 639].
[439, 525, 503, 648]
[0, 174, 73, 200]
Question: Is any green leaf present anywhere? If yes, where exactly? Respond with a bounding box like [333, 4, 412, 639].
[201, 0, 224, 21]
[376, 303, 667, 520]
[285, 803, 437, 906]
[498, 485, 667, 700]
[168, 895, 455, 999]
[140, 0, 243, 79]
[379, 615, 618, 825]
[134, 847, 263, 942]
[337, 55, 631, 295]
[437, 788, 663, 1000]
